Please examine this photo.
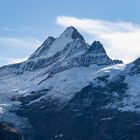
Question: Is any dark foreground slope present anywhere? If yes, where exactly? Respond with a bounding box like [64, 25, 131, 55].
[0, 123, 24, 140]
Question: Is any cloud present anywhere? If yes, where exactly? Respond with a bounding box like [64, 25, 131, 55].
[6, 57, 28, 64]
[0, 37, 41, 49]
[0, 56, 27, 67]
[0, 37, 41, 66]
[2, 26, 41, 33]
[56, 16, 140, 63]
[2, 27, 19, 32]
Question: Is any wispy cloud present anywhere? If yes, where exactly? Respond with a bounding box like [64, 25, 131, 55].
[0, 56, 28, 67]
[56, 16, 140, 63]
[2, 26, 42, 33]
[0, 36, 41, 66]
[0, 37, 41, 49]
[6, 57, 27, 64]
[2, 27, 19, 32]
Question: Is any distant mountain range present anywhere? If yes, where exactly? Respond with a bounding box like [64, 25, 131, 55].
[0, 26, 140, 140]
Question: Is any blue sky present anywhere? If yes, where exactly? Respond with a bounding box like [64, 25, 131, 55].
[0, 0, 140, 66]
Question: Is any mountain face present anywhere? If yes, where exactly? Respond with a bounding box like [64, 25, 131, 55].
[0, 26, 140, 140]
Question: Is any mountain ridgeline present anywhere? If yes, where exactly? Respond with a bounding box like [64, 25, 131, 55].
[0, 26, 140, 140]
[0, 26, 122, 75]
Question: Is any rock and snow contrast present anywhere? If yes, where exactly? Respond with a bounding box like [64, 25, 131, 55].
[0, 26, 140, 140]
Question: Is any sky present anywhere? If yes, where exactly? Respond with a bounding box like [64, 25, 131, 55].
[0, 0, 140, 66]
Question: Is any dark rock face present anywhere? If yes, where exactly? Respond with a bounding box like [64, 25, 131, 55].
[0, 123, 24, 140]
[129, 57, 140, 75]
[16, 75, 140, 140]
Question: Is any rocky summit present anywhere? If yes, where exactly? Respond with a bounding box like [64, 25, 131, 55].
[0, 27, 140, 140]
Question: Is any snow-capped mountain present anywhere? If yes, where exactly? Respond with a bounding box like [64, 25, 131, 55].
[0, 26, 140, 140]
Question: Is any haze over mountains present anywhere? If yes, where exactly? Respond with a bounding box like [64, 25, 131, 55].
[0, 27, 140, 140]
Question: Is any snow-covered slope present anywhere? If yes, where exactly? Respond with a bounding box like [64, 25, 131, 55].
[117, 57, 140, 112]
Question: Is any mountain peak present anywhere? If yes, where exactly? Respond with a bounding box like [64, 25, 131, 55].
[42, 36, 55, 45]
[29, 36, 55, 59]
[128, 57, 140, 75]
[133, 57, 140, 65]
[59, 26, 85, 41]
[79, 41, 123, 66]
[88, 41, 106, 54]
